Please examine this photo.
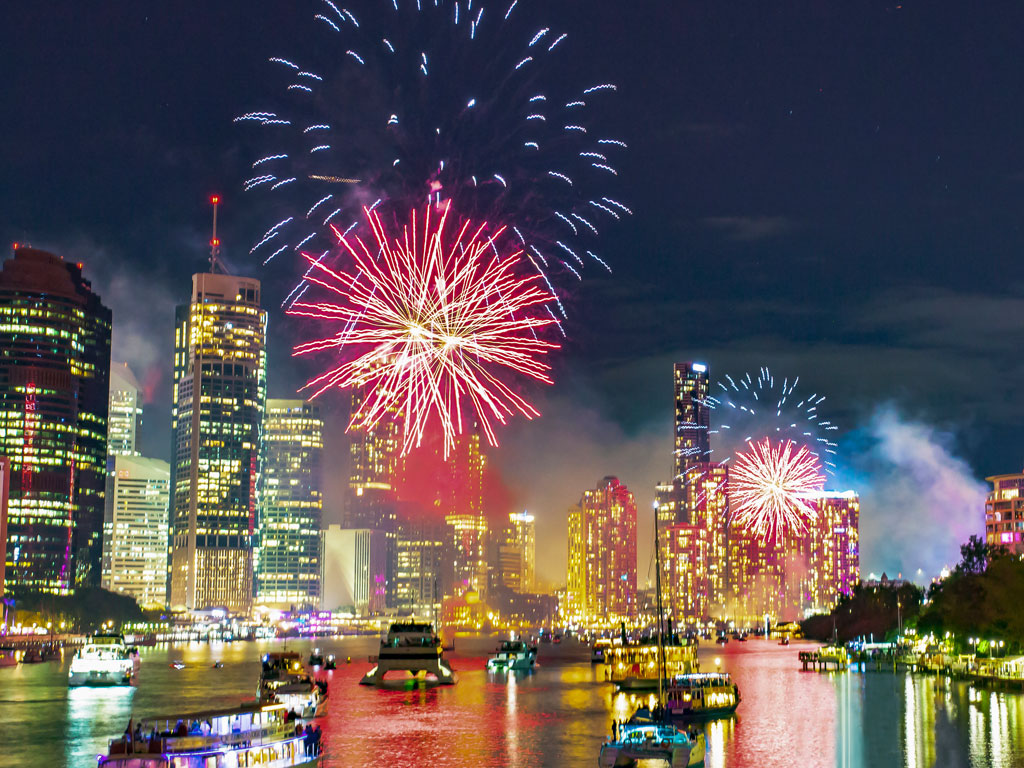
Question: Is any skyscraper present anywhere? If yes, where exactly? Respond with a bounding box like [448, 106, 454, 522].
[169, 273, 266, 613]
[108, 362, 143, 457]
[497, 511, 536, 593]
[0, 246, 111, 594]
[101, 455, 170, 607]
[673, 362, 710, 481]
[985, 472, 1024, 556]
[566, 476, 638, 622]
[320, 525, 388, 615]
[257, 399, 323, 609]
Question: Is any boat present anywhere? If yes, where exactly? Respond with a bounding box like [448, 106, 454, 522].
[715, 635, 728, 645]
[487, 640, 535, 672]
[324, 655, 336, 670]
[68, 633, 137, 686]
[309, 649, 324, 667]
[360, 621, 456, 686]
[603, 635, 699, 691]
[778, 637, 790, 646]
[259, 652, 327, 719]
[98, 701, 320, 768]
[591, 638, 614, 664]
[170, 661, 186, 670]
[664, 672, 740, 719]
[22, 648, 44, 663]
[599, 719, 705, 768]
[0, 648, 17, 668]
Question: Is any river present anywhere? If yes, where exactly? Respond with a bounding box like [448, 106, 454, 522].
[0, 636, 1021, 768]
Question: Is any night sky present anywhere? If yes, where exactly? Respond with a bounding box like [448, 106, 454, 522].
[4, 0, 1024, 584]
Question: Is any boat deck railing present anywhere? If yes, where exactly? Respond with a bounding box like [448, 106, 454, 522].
[109, 723, 295, 755]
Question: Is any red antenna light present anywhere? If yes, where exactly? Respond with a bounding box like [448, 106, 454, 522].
[209, 194, 222, 272]
[12, 242, 19, 250]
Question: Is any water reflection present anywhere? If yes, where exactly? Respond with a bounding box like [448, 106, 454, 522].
[2, 637, 1024, 768]
[66, 685, 135, 768]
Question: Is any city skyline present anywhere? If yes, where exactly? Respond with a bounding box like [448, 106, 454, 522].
[3, 1, 1018, 588]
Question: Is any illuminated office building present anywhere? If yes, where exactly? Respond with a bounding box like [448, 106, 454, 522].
[494, 511, 536, 593]
[0, 246, 111, 594]
[566, 476, 638, 622]
[0, 458, 9, 601]
[985, 472, 1024, 555]
[673, 362, 710, 480]
[320, 525, 387, 615]
[108, 362, 143, 457]
[169, 273, 266, 614]
[257, 400, 323, 609]
[445, 512, 488, 597]
[101, 455, 170, 607]
[393, 513, 444, 616]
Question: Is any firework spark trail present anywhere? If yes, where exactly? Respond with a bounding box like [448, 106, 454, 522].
[239, 0, 630, 311]
[729, 437, 826, 543]
[704, 365, 840, 474]
[289, 202, 559, 456]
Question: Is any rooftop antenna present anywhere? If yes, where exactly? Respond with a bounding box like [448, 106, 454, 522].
[209, 194, 224, 273]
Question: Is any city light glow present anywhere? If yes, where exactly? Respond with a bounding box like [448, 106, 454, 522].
[290, 202, 558, 456]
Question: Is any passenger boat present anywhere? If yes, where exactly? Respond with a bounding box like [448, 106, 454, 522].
[591, 638, 613, 664]
[360, 621, 456, 685]
[486, 640, 535, 672]
[69, 633, 137, 686]
[603, 636, 699, 691]
[98, 702, 320, 768]
[259, 653, 327, 719]
[664, 672, 740, 719]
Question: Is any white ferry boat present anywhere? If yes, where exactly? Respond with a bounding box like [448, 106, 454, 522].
[664, 672, 740, 719]
[360, 621, 456, 685]
[259, 652, 327, 719]
[69, 633, 138, 686]
[486, 640, 536, 672]
[98, 702, 319, 768]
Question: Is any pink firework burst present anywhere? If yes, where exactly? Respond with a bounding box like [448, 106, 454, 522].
[289, 202, 559, 456]
[729, 437, 826, 542]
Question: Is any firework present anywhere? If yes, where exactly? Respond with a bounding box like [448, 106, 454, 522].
[729, 437, 826, 542]
[237, 0, 630, 310]
[289, 201, 558, 456]
[706, 366, 839, 475]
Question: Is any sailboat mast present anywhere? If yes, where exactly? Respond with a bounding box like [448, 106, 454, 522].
[654, 502, 666, 704]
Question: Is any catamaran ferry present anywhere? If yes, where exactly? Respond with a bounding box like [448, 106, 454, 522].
[360, 621, 456, 685]
[98, 702, 319, 768]
[69, 633, 138, 686]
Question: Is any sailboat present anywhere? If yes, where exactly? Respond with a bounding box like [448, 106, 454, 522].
[598, 505, 706, 767]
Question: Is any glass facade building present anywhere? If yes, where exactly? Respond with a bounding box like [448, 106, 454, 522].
[169, 273, 266, 614]
[107, 362, 142, 457]
[0, 246, 111, 594]
[256, 399, 322, 609]
[101, 455, 170, 607]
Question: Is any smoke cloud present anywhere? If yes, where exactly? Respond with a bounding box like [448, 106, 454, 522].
[843, 405, 987, 583]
